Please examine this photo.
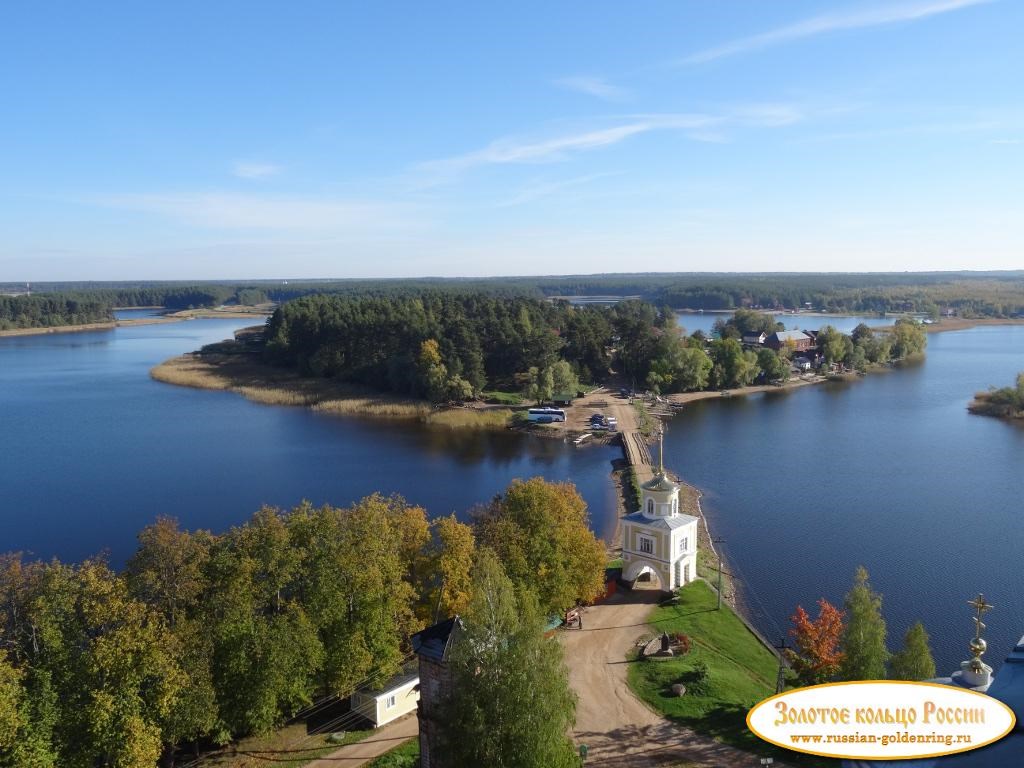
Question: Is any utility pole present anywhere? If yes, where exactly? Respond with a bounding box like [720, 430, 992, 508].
[774, 635, 787, 694]
[711, 536, 725, 610]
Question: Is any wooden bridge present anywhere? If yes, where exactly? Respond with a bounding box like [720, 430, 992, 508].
[621, 431, 652, 475]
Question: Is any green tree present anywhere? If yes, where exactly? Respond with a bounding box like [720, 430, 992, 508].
[286, 497, 419, 696]
[203, 510, 323, 736]
[419, 515, 476, 623]
[647, 333, 712, 393]
[708, 339, 758, 389]
[756, 348, 789, 383]
[549, 360, 580, 396]
[889, 622, 936, 681]
[817, 325, 853, 367]
[125, 518, 218, 751]
[0, 653, 22, 753]
[524, 366, 554, 405]
[851, 323, 874, 345]
[474, 478, 606, 615]
[417, 339, 450, 402]
[839, 567, 889, 681]
[890, 319, 927, 359]
[439, 551, 578, 768]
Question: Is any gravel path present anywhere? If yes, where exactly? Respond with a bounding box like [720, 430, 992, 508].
[561, 589, 785, 767]
[304, 715, 417, 767]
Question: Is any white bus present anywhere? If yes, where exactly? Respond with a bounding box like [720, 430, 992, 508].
[527, 407, 566, 423]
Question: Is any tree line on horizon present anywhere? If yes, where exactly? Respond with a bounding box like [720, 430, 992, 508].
[0, 477, 605, 767]
[7, 271, 1024, 330]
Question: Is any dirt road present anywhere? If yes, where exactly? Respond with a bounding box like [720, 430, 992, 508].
[561, 590, 781, 767]
[559, 386, 639, 435]
[304, 715, 417, 767]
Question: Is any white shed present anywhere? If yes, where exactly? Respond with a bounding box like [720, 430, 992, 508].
[350, 664, 420, 727]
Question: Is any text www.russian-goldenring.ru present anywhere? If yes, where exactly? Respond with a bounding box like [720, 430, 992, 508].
[790, 732, 973, 747]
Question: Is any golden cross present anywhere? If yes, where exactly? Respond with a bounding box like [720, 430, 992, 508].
[968, 594, 994, 641]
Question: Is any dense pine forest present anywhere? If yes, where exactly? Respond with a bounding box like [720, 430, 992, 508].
[0, 294, 112, 330]
[262, 292, 633, 395]
[261, 296, 928, 400]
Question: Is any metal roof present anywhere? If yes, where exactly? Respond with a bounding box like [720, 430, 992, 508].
[772, 330, 811, 342]
[411, 615, 462, 662]
[359, 661, 420, 697]
[622, 511, 697, 530]
[641, 472, 680, 492]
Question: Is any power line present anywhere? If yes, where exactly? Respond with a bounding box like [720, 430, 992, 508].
[176, 651, 417, 768]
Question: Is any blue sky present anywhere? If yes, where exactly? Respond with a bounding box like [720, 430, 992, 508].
[1, 0, 1021, 280]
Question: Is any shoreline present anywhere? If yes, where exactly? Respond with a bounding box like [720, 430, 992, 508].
[967, 393, 1024, 423]
[0, 308, 271, 338]
[150, 345, 515, 429]
[5, 307, 1020, 340]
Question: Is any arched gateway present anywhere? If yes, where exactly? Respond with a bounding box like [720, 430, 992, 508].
[620, 429, 699, 593]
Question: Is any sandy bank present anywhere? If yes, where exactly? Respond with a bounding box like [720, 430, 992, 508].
[151, 346, 513, 429]
[923, 317, 1024, 333]
[0, 307, 271, 338]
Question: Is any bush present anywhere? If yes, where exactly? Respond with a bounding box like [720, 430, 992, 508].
[673, 633, 691, 655]
[686, 660, 711, 695]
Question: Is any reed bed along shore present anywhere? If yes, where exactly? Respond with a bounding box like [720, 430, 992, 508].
[151, 351, 514, 428]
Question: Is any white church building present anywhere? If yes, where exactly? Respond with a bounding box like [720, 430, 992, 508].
[621, 433, 698, 592]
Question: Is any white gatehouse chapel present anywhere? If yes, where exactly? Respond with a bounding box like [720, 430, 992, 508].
[621, 430, 698, 592]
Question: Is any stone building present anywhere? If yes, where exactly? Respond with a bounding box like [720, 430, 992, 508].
[621, 432, 698, 592]
[411, 615, 462, 768]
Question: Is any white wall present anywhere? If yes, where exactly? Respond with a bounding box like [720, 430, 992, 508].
[352, 677, 420, 727]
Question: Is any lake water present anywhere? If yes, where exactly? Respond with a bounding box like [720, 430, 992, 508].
[2, 316, 1021, 672]
[676, 311, 895, 336]
[664, 325, 1024, 672]
[114, 308, 166, 320]
[0, 318, 618, 564]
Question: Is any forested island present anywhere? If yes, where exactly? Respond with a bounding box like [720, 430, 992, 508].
[262, 296, 926, 400]
[0, 478, 605, 767]
[968, 373, 1024, 420]
[150, 293, 929, 431]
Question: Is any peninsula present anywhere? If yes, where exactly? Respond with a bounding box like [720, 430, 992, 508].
[968, 373, 1024, 421]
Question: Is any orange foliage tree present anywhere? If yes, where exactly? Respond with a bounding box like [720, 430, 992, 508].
[787, 598, 846, 686]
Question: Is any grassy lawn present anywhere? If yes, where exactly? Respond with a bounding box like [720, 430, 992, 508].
[481, 389, 523, 405]
[632, 401, 655, 437]
[628, 581, 785, 758]
[204, 723, 373, 768]
[365, 737, 419, 767]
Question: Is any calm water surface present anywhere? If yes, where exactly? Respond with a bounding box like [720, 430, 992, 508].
[676, 311, 894, 336]
[0, 318, 618, 564]
[2, 317, 1021, 672]
[664, 325, 1024, 671]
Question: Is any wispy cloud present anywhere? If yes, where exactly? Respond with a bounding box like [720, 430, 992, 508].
[797, 119, 998, 143]
[416, 114, 722, 182]
[496, 172, 622, 207]
[554, 75, 629, 102]
[232, 160, 283, 179]
[99, 193, 420, 232]
[413, 107, 806, 185]
[680, 0, 993, 64]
